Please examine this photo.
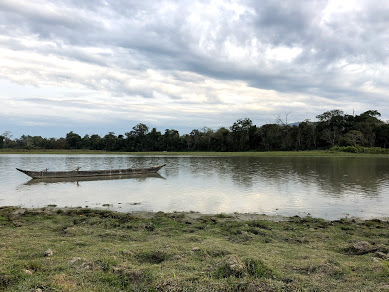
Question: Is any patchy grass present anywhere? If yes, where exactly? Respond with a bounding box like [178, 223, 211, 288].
[0, 207, 388, 291]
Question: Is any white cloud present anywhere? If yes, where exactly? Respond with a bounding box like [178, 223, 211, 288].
[265, 46, 302, 63]
[0, 0, 389, 136]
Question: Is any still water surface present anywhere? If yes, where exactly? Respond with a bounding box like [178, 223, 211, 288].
[1, 154, 388, 220]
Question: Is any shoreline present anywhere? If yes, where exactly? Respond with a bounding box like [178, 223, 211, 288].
[2, 149, 389, 157]
[0, 204, 389, 223]
[1, 206, 388, 291]
[3, 205, 389, 222]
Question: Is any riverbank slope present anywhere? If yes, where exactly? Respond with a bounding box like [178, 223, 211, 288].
[1, 207, 388, 291]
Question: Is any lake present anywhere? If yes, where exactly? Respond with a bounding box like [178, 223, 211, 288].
[1, 154, 388, 220]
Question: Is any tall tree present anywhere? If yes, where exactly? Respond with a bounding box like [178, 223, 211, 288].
[230, 118, 253, 151]
[316, 109, 344, 123]
[163, 129, 181, 151]
[147, 128, 162, 151]
[212, 127, 231, 151]
[65, 131, 82, 149]
[258, 124, 282, 151]
[126, 123, 149, 151]
[1, 131, 13, 148]
[343, 130, 366, 146]
[316, 109, 346, 147]
[354, 110, 383, 147]
[376, 123, 389, 148]
[89, 134, 103, 150]
[298, 120, 317, 149]
[103, 132, 117, 151]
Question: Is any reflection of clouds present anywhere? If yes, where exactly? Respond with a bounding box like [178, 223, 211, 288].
[2, 155, 389, 219]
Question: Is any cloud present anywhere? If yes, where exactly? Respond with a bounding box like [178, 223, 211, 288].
[0, 0, 389, 137]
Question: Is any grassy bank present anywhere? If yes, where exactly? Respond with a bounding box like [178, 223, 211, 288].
[1, 149, 389, 157]
[1, 207, 388, 291]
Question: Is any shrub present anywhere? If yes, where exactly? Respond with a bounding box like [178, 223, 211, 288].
[329, 146, 389, 154]
[245, 258, 276, 279]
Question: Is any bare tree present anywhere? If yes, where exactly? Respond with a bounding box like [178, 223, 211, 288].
[322, 128, 338, 146]
[275, 112, 291, 126]
[2, 131, 13, 147]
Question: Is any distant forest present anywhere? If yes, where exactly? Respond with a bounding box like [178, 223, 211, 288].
[1, 109, 389, 152]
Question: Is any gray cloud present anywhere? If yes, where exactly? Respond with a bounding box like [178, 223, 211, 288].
[1, 0, 389, 137]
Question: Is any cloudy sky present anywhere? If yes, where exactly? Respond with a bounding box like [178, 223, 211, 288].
[1, 0, 389, 138]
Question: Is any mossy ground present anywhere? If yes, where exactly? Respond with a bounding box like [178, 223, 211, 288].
[0, 207, 388, 291]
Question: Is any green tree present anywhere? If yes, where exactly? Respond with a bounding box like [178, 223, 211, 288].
[354, 110, 383, 147]
[65, 131, 82, 149]
[90, 134, 103, 150]
[188, 129, 201, 150]
[322, 128, 339, 147]
[316, 109, 344, 123]
[199, 127, 214, 150]
[81, 135, 91, 149]
[230, 118, 253, 151]
[126, 123, 149, 151]
[316, 110, 346, 147]
[147, 128, 163, 151]
[163, 129, 181, 151]
[116, 134, 125, 151]
[16, 135, 47, 149]
[343, 130, 366, 146]
[257, 124, 282, 151]
[212, 127, 231, 151]
[298, 120, 318, 149]
[132, 123, 149, 137]
[357, 110, 381, 121]
[45, 138, 59, 149]
[376, 123, 389, 148]
[103, 132, 117, 151]
[53, 138, 66, 149]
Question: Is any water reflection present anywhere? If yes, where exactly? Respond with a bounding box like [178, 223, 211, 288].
[0, 154, 388, 219]
[24, 173, 165, 185]
[207, 156, 389, 198]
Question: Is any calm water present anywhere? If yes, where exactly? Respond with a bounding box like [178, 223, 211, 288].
[1, 154, 388, 220]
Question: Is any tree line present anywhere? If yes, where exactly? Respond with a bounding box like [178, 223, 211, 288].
[1, 109, 389, 152]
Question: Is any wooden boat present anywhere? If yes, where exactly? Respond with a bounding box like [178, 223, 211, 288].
[24, 173, 165, 185]
[16, 164, 166, 179]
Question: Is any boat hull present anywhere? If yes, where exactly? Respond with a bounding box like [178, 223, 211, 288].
[16, 164, 166, 179]
[24, 173, 165, 185]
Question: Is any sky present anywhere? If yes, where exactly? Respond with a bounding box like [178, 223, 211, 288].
[1, 0, 389, 138]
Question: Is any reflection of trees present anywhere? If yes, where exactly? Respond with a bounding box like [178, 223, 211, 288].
[61, 156, 167, 172]
[55, 155, 389, 199]
[285, 157, 389, 197]
[182, 157, 389, 198]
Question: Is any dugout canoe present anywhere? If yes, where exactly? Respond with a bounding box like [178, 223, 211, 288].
[24, 172, 165, 185]
[16, 164, 166, 179]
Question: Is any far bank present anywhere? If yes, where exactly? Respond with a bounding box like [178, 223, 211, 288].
[1, 149, 389, 157]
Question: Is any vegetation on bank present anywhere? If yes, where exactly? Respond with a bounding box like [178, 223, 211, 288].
[1, 149, 389, 157]
[1, 207, 388, 291]
[329, 146, 389, 154]
[1, 109, 389, 153]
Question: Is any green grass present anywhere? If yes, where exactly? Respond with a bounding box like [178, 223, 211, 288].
[0, 207, 388, 291]
[2, 149, 389, 157]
